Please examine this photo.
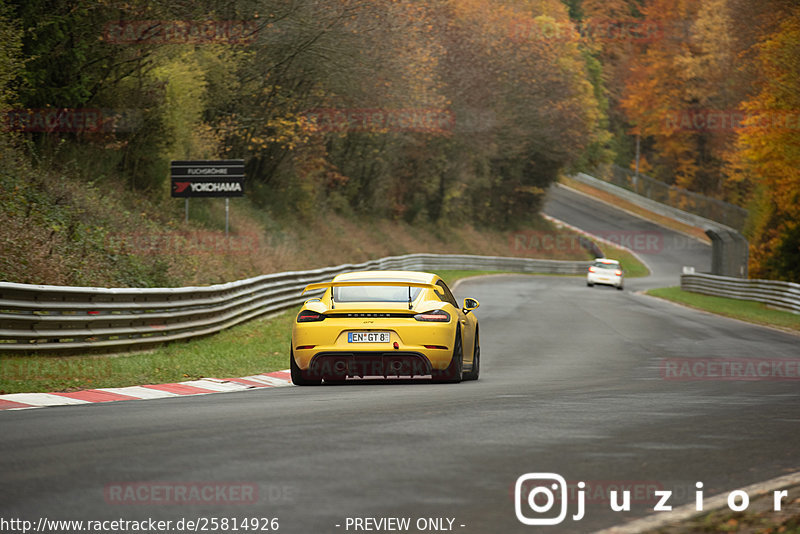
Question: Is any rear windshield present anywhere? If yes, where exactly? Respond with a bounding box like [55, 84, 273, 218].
[593, 261, 619, 270]
[333, 279, 423, 303]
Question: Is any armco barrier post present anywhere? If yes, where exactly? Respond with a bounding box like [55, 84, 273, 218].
[706, 229, 748, 279]
[706, 229, 724, 277]
[729, 230, 749, 279]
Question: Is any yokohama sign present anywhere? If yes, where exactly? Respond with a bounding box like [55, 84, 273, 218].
[171, 160, 245, 198]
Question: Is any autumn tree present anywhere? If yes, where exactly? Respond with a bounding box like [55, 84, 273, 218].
[619, 0, 703, 191]
[726, 4, 800, 281]
[430, 0, 605, 227]
[0, 0, 23, 112]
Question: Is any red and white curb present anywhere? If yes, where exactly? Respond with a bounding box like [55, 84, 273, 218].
[0, 370, 293, 411]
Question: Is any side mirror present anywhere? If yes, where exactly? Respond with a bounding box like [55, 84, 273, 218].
[462, 298, 480, 314]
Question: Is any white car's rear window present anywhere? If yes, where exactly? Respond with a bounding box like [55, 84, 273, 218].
[593, 261, 620, 270]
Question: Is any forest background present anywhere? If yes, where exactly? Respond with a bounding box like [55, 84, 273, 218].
[0, 0, 797, 285]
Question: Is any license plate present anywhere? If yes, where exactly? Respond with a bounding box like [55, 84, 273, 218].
[348, 331, 391, 343]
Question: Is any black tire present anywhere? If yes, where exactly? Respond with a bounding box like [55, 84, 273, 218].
[290, 348, 321, 386]
[616, 284, 624, 291]
[432, 328, 463, 383]
[463, 329, 480, 381]
[587, 282, 594, 287]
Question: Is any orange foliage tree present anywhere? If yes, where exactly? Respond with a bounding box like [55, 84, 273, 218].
[727, 4, 800, 280]
[620, 0, 701, 191]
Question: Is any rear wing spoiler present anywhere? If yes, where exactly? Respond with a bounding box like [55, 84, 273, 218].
[302, 281, 442, 294]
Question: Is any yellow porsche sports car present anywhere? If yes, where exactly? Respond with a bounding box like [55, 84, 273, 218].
[290, 271, 480, 385]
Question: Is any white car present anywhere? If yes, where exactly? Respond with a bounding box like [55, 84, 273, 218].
[587, 258, 624, 290]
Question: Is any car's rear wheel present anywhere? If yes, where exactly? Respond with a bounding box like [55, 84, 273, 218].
[433, 328, 463, 383]
[290, 348, 321, 386]
[587, 281, 594, 287]
[463, 328, 480, 381]
[616, 284, 624, 291]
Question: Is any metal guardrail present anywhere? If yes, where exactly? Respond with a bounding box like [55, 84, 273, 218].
[681, 273, 800, 314]
[0, 253, 591, 353]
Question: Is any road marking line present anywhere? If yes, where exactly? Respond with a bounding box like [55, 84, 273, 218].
[641, 291, 800, 338]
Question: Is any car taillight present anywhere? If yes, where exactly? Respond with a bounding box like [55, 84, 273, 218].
[414, 310, 450, 322]
[589, 266, 596, 272]
[615, 270, 622, 276]
[297, 310, 325, 323]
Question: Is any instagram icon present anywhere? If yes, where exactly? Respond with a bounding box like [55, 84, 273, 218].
[515, 473, 585, 525]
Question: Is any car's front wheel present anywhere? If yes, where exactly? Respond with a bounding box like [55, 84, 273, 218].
[290, 348, 321, 386]
[432, 328, 463, 383]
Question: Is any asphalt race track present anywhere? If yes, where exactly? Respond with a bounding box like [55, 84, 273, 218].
[1, 186, 798, 534]
[544, 184, 712, 289]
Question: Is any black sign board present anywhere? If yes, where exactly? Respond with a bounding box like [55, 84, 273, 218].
[171, 160, 245, 198]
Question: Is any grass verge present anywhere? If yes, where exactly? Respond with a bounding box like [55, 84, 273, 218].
[0, 309, 297, 395]
[653, 483, 800, 534]
[0, 269, 550, 394]
[598, 242, 650, 278]
[647, 287, 800, 333]
[561, 176, 711, 245]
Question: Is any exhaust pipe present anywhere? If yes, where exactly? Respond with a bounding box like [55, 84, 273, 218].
[333, 361, 347, 374]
